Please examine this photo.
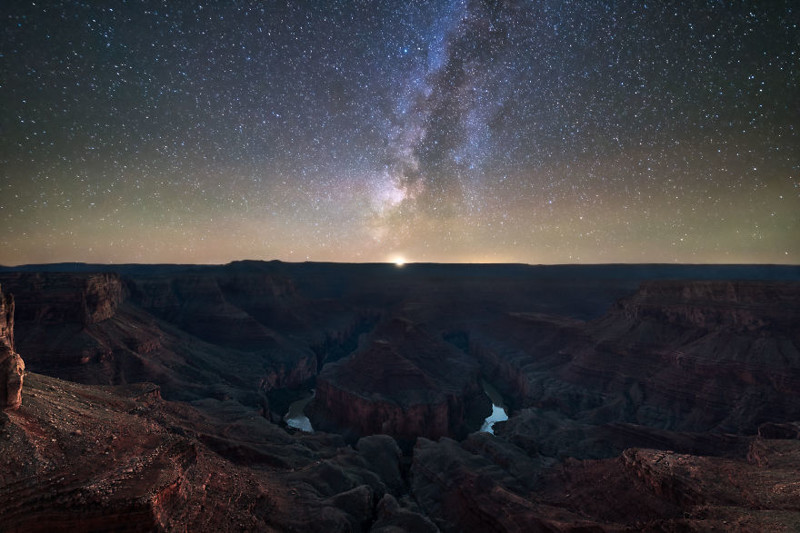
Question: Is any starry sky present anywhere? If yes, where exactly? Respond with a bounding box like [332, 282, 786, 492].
[2, 1, 798, 265]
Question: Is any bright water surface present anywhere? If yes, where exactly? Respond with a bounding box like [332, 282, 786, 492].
[284, 390, 314, 433]
[480, 380, 508, 434]
[285, 383, 505, 435]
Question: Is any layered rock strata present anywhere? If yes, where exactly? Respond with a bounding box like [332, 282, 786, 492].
[313, 318, 486, 440]
[1, 264, 799, 531]
[0, 271, 317, 402]
[470, 280, 800, 442]
[0, 372, 415, 532]
[0, 272, 125, 326]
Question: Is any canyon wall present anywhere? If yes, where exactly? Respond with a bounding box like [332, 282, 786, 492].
[467, 280, 800, 448]
[313, 318, 486, 441]
[614, 280, 800, 332]
[0, 272, 125, 326]
[0, 271, 319, 400]
[1, 263, 799, 531]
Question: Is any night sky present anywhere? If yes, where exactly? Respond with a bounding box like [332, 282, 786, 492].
[2, 1, 798, 265]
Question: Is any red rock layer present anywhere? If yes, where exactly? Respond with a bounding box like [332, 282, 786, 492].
[1, 272, 125, 326]
[313, 318, 483, 440]
[471, 281, 800, 434]
[0, 372, 425, 532]
[0, 272, 318, 401]
[615, 280, 800, 332]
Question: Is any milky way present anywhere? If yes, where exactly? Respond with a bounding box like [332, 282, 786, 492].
[2, 1, 798, 265]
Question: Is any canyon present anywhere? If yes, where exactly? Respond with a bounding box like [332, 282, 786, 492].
[1, 262, 799, 531]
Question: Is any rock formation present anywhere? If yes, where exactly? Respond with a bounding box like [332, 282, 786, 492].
[312, 317, 487, 441]
[0, 263, 799, 531]
[409, 433, 800, 532]
[0, 271, 317, 403]
[469, 280, 800, 448]
[615, 279, 800, 332]
[0, 372, 401, 532]
[0, 283, 24, 410]
[0, 272, 125, 326]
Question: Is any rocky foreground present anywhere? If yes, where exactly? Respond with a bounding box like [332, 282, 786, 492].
[1, 263, 799, 531]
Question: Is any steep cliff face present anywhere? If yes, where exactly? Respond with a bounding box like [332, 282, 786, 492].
[468, 280, 800, 445]
[313, 318, 486, 441]
[127, 266, 307, 344]
[465, 312, 584, 409]
[1, 284, 14, 350]
[1, 284, 24, 410]
[0, 271, 318, 400]
[126, 271, 318, 389]
[0, 272, 125, 326]
[128, 274, 278, 350]
[575, 280, 800, 432]
[84, 274, 126, 323]
[613, 280, 800, 333]
[0, 273, 155, 385]
[315, 380, 455, 440]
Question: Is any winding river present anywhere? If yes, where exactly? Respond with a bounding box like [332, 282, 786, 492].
[284, 390, 315, 433]
[285, 382, 507, 436]
[480, 380, 508, 434]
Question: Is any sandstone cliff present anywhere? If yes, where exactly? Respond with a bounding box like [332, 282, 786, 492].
[0, 283, 24, 410]
[1, 272, 125, 326]
[467, 280, 800, 460]
[615, 280, 800, 332]
[313, 318, 487, 441]
[0, 271, 317, 404]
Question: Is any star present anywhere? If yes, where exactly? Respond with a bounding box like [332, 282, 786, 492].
[0, 1, 796, 265]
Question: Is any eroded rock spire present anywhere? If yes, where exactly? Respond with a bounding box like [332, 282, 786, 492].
[1, 284, 24, 410]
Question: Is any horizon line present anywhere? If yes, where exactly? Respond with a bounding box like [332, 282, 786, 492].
[1, 259, 799, 269]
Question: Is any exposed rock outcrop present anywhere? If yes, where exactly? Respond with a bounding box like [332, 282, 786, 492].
[1, 284, 24, 410]
[312, 318, 486, 441]
[0, 372, 418, 533]
[1, 283, 15, 348]
[615, 280, 800, 332]
[0, 272, 124, 326]
[470, 280, 800, 442]
[0, 271, 316, 401]
[409, 434, 800, 532]
[1, 263, 799, 531]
